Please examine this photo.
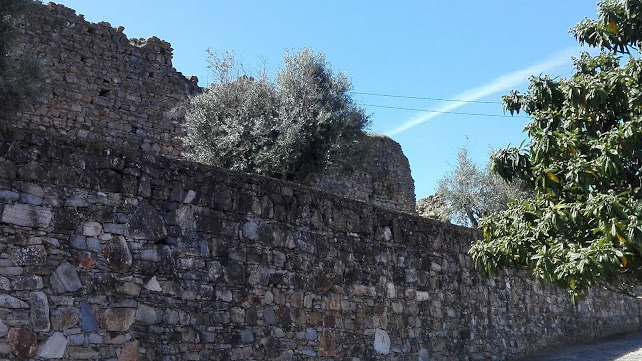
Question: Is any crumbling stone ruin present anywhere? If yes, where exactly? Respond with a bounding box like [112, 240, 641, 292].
[10, 2, 416, 215]
[0, 2, 640, 361]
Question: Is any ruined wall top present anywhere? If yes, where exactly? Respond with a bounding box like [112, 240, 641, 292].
[10, 1, 417, 213]
[11, 2, 200, 157]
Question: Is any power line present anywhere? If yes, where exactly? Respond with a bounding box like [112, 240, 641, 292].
[359, 103, 530, 119]
[351, 91, 503, 104]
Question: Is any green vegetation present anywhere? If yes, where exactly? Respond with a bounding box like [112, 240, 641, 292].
[0, 0, 42, 121]
[436, 147, 529, 228]
[470, 0, 642, 301]
[182, 48, 369, 183]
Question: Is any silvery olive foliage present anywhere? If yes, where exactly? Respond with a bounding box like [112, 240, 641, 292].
[436, 147, 529, 228]
[470, 0, 642, 301]
[0, 0, 42, 121]
[183, 48, 369, 182]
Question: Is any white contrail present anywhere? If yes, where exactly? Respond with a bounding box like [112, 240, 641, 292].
[385, 46, 581, 136]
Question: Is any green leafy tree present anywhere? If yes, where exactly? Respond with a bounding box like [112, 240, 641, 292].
[0, 0, 41, 121]
[183, 48, 369, 182]
[470, 0, 642, 301]
[436, 147, 529, 228]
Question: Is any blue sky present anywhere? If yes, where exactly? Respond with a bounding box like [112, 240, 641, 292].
[54, 1, 601, 199]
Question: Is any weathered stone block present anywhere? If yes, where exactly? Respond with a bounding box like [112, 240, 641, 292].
[52, 308, 79, 331]
[0, 190, 19, 201]
[36, 332, 67, 359]
[80, 301, 98, 332]
[374, 329, 391, 354]
[127, 202, 167, 241]
[103, 308, 136, 331]
[0, 158, 16, 180]
[241, 221, 258, 240]
[30, 291, 50, 331]
[240, 330, 254, 344]
[53, 208, 79, 231]
[10, 245, 47, 266]
[224, 261, 246, 285]
[1, 204, 52, 228]
[103, 236, 132, 273]
[318, 330, 336, 357]
[135, 304, 162, 325]
[82, 221, 102, 237]
[8, 328, 37, 359]
[0, 294, 28, 308]
[17, 161, 45, 181]
[50, 262, 82, 293]
[118, 340, 139, 361]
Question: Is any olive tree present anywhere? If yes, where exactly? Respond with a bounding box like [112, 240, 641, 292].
[436, 147, 529, 228]
[183, 48, 369, 182]
[470, 0, 642, 301]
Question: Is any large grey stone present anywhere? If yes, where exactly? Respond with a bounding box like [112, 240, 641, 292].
[0, 158, 16, 180]
[118, 340, 139, 361]
[0, 294, 28, 308]
[0, 190, 19, 201]
[53, 208, 79, 231]
[143, 276, 162, 292]
[30, 291, 50, 331]
[240, 329, 254, 344]
[264, 306, 278, 325]
[1, 204, 52, 228]
[417, 348, 430, 361]
[135, 304, 162, 325]
[305, 328, 318, 341]
[50, 262, 82, 294]
[175, 205, 194, 230]
[37, 332, 68, 359]
[103, 236, 132, 273]
[18, 161, 45, 181]
[103, 308, 136, 331]
[0, 318, 8, 337]
[82, 221, 102, 237]
[10, 245, 47, 265]
[241, 221, 259, 240]
[80, 302, 98, 332]
[127, 202, 167, 241]
[53, 308, 79, 331]
[12, 275, 44, 290]
[374, 329, 390, 355]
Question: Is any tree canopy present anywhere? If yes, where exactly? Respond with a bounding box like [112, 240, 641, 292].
[470, 0, 642, 301]
[436, 147, 529, 228]
[182, 48, 369, 183]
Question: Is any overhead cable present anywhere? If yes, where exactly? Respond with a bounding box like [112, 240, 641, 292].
[359, 103, 530, 119]
[351, 91, 503, 104]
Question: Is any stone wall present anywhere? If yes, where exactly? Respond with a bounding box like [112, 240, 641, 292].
[0, 128, 639, 361]
[314, 135, 416, 214]
[9, 2, 417, 214]
[11, 2, 200, 157]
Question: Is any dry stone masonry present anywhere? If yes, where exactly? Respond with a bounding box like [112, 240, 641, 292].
[0, 128, 639, 361]
[1, 2, 640, 360]
[11, 2, 200, 157]
[10, 2, 417, 214]
[314, 135, 416, 214]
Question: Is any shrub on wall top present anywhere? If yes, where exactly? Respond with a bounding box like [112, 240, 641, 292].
[182, 48, 370, 183]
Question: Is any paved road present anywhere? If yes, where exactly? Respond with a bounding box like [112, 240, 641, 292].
[522, 331, 642, 361]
